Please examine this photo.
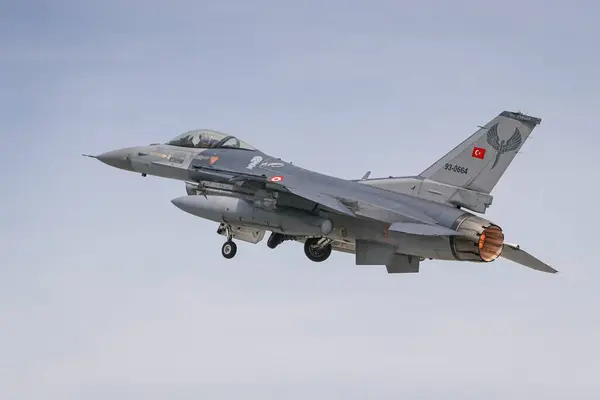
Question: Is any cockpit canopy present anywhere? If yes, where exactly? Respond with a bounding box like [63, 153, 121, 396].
[165, 129, 257, 151]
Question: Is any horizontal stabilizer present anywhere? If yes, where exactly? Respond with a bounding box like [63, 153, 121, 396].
[389, 222, 466, 237]
[501, 243, 558, 274]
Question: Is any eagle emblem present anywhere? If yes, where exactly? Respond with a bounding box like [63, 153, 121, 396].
[486, 123, 522, 170]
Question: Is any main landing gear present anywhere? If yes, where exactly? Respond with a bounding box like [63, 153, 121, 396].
[303, 237, 332, 262]
[267, 232, 293, 249]
[217, 224, 237, 259]
[267, 233, 332, 263]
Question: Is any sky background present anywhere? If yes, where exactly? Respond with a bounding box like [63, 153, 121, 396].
[1, 0, 599, 398]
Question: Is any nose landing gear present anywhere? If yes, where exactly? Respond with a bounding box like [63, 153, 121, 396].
[217, 224, 237, 259]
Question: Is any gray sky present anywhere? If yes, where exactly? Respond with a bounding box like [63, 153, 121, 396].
[2, 0, 599, 398]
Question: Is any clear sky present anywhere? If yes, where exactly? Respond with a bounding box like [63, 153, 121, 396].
[2, 0, 599, 398]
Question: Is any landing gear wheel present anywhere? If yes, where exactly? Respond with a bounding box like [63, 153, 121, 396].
[304, 237, 332, 262]
[222, 241, 237, 259]
[267, 232, 285, 249]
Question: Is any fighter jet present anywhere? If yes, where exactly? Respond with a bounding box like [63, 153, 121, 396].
[85, 110, 557, 274]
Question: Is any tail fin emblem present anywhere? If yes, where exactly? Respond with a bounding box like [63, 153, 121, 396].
[486, 123, 522, 169]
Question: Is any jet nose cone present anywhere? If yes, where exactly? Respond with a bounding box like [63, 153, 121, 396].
[97, 149, 132, 171]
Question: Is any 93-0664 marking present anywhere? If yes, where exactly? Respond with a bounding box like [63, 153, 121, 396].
[444, 163, 468, 174]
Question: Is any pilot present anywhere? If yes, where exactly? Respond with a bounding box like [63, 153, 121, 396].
[183, 135, 196, 147]
[198, 135, 213, 148]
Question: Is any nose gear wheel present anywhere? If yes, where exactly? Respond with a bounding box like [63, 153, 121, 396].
[218, 224, 237, 259]
[222, 240, 237, 259]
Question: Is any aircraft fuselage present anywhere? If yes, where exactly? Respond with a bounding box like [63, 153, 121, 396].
[88, 112, 556, 274]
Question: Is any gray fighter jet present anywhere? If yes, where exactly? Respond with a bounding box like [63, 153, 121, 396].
[85, 110, 557, 274]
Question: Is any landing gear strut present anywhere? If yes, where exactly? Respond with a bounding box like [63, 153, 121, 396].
[304, 237, 332, 262]
[218, 224, 237, 259]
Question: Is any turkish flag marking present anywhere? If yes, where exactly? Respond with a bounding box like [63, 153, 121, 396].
[472, 147, 486, 159]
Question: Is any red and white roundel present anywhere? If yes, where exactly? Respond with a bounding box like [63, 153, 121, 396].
[269, 175, 284, 182]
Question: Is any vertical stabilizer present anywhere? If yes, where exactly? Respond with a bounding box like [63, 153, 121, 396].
[419, 111, 541, 194]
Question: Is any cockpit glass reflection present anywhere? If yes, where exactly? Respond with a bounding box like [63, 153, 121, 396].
[166, 129, 256, 150]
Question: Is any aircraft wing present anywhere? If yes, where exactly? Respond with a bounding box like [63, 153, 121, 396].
[282, 181, 440, 225]
[188, 166, 359, 217]
[501, 243, 558, 274]
[284, 185, 356, 216]
[190, 164, 443, 227]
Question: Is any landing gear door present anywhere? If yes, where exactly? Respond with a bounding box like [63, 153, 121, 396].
[217, 223, 266, 244]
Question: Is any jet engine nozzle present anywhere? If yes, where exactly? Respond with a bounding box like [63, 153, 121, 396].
[450, 214, 505, 263]
[477, 225, 504, 262]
